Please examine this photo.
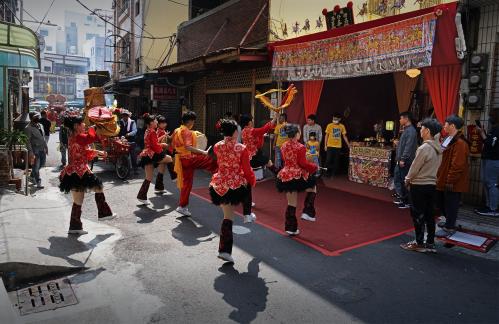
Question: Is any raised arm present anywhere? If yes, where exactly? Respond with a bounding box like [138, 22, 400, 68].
[297, 146, 318, 174]
[241, 147, 256, 187]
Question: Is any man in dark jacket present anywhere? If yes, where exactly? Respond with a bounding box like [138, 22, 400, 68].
[118, 110, 138, 172]
[475, 110, 499, 217]
[40, 110, 52, 143]
[59, 123, 69, 168]
[436, 115, 470, 237]
[393, 111, 418, 208]
[25, 112, 48, 189]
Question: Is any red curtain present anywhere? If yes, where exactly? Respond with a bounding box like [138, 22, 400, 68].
[303, 80, 324, 119]
[423, 65, 461, 123]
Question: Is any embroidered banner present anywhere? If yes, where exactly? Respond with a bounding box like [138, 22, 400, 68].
[349, 146, 392, 188]
[272, 13, 437, 81]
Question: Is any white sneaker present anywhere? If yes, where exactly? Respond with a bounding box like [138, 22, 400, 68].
[286, 229, 300, 236]
[244, 213, 257, 223]
[301, 213, 316, 222]
[251, 202, 256, 207]
[137, 198, 150, 205]
[154, 189, 166, 194]
[176, 206, 191, 216]
[68, 229, 88, 235]
[99, 213, 117, 221]
[218, 252, 234, 263]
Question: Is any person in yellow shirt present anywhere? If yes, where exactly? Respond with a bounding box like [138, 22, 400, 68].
[273, 113, 289, 169]
[324, 113, 350, 178]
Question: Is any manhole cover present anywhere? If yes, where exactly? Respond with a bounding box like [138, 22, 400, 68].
[13, 278, 78, 315]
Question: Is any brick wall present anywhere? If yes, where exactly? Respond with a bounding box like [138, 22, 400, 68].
[177, 0, 269, 62]
[192, 78, 206, 133]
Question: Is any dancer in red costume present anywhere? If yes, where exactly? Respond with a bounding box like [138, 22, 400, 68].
[136, 114, 173, 205]
[172, 111, 217, 216]
[59, 115, 116, 235]
[276, 124, 319, 236]
[209, 120, 256, 263]
[239, 113, 278, 223]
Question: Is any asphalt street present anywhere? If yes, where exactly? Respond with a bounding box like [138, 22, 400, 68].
[13, 133, 499, 323]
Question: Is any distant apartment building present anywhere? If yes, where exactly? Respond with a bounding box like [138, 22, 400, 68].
[83, 36, 112, 73]
[32, 53, 89, 100]
[65, 10, 108, 56]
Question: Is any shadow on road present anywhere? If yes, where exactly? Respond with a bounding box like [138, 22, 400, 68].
[70, 266, 106, 284]
[171, 216, 215, 246]
[214, 259, 269, 324]
[38, 234, 114, 268]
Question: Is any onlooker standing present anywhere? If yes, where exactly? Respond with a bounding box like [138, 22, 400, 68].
[393, 112, 418, 208]
[475, 110, 499, 217]
[401, 118, 442, 253]
[59, 122, 69, 168]
[119, 110, 139, 173]
[324, 113, 349, 178]
[303, 114, 322, 144]
[40, 110, 52, 143]
[436, 115, 470, 237]
[25, 112, 48, 189]
[273, 113, 289, 169]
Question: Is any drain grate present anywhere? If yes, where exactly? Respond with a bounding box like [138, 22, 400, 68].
[13, 278, 78, 315]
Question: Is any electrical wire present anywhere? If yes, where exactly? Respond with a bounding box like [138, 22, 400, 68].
[36, 0, 56, 32]
[75, 0, 175, 40]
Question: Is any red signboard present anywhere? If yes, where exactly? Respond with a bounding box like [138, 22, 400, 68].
[467, 125, 483, 156]
[152, 85, 177, 101]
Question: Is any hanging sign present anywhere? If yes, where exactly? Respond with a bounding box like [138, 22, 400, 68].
[323, 3, 355, 30]
[151, 85, 177, 101]
[272, 13, 437, 81]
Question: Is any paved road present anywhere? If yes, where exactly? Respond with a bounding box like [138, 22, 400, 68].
[17, 133, 499, 323]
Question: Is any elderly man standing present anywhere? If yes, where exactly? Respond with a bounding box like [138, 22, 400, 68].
[436, 115, 470, 237]
[25, 112, 48, 189]
[119, 110, 138, 173]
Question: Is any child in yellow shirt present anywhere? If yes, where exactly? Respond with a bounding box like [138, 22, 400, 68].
[306, 132, 320, 172]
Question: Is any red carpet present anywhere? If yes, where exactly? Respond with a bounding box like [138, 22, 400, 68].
[192, 180, 413, 256]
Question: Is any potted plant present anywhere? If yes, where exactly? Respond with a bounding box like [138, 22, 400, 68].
[0, 129, 29, 169]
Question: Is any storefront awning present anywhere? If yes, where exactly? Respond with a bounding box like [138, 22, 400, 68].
[0, 21, 40, 69]
[268, 2, 459, 82]
[158, 47, 268, 74]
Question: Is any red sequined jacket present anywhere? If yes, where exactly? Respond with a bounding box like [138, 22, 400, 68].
[60, 127, 99, 178]
[278, 139, 318, 182]
[210, 137, 256, 196]
[139, 128, 163, 158]
[241, 121, 275, 158]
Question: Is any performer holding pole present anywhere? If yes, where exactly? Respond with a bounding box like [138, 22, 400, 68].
[172, 111, 217, 216]
[136, 114, 173, 205]
[210, 119, 256, 263]
[59, 115, 116, 235]
[239, 113, 278, 223]
[276, 125, 319, 236]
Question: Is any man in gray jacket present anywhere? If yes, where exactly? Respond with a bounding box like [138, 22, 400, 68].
[394, 111, 418, 208]
[303, 114, 322, 144]
[401, 118, 442, 253]
[25, 112, 48, 189]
